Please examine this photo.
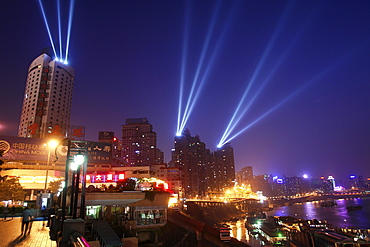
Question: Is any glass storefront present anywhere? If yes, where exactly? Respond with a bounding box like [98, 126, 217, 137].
[135, 209, 166, 226]
[86, 205, 101, 219]
[86, 205, 166, 227]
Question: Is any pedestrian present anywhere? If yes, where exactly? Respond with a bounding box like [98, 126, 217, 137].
[41, 206, 49, 226]
[3, 205, 9, 220]
[28, 206, 36, 233]
[11, 206, 15, 219]
[21, 207, 33, 235]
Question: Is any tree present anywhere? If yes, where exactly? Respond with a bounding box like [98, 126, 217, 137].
[0, 177, 26, 201]
[116, 178, 137, 191]
[48, 180, 63, 193]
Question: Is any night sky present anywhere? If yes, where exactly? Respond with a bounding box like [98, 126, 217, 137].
[1, 1, 370, 180]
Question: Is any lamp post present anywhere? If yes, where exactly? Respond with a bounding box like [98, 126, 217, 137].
[61, 140, 88, 221]
[70, 152, 85, 219]
[58, 140, 89, 246]
[44, 140, 58, 192]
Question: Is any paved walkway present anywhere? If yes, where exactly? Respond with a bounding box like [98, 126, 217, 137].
[0, 217, 57, 247]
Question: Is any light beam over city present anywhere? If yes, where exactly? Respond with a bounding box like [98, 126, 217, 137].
[177, 0, 222, 136]
[218, 43, 364, 146]
[217, 1, 294, 147]
[38, 0, 58, 60]
[64, 0, 76, 64]
[37, 0, 76, 64]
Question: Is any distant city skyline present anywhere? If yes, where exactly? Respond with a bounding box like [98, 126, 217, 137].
[1, 1, 369, 179]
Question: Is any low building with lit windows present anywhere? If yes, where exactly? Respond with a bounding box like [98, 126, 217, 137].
[85, 191, 170, 245]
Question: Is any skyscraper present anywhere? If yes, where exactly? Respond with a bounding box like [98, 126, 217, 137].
[121, 118, 162, 166]
[209, 143, 235, 194]
[172, 129, 210, 198]
[18, 51, 75, 139]
[172, 130, 236, 198]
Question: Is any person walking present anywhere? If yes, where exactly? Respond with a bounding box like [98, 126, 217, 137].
[21, 207, 33, 235]
[28, 206, 36, 232]
[3, 205, 9, 220]
[11, 206, 15, 219]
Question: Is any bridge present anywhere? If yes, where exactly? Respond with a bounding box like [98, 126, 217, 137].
[186, 198, 267, 213]
[268, 192, 370, 206]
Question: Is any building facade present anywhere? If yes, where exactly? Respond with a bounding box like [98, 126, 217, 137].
[121, 118, 163, 166]
[151, 164, 181, 194]
[238, 166, 254, 185]
[172, 129, 210, 198]
[18, 52, 75, 139]
[209, 143, 236, 194]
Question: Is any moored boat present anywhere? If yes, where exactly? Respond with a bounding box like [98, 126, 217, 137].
[321, 201, 337, 207]
[346, 205, 363, 211]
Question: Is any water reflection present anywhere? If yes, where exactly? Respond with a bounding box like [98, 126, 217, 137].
[267, 198, 370, 229]
[227, 219, 264, 247]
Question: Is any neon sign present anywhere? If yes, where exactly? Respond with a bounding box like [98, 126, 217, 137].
[86, 173, 125, 183]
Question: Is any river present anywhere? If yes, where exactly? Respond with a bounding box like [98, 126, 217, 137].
[225, 197, 370, 246]
[226, 219, 264, 247]
[266, 197, 370, 229]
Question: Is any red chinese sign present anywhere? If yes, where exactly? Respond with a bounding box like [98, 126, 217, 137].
[27, 123, 39, 135]
[86, 173, 125, 183]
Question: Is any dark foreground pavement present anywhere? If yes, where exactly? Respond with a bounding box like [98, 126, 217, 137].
[0, 217, 56, 247]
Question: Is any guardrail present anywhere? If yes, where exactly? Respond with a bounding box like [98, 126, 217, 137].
[90, 220, 124, 247]
[70, 232, 91, 247]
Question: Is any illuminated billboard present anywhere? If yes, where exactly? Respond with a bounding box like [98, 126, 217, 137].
[0, 136, 112, 164]
[98, 131, 114, 141]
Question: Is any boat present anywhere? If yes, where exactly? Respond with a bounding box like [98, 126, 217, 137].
[320, 201, 337, 207]
[346, 205, 363, 211]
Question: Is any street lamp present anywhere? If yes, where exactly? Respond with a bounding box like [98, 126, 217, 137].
[44, 140, 59, 192]
[70, 153, 85, 171]
[70, 152, 86, 218]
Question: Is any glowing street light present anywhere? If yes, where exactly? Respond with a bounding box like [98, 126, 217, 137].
[70, 152, 85, 171]
[61, 139, 90, 221]
[44, 139, 59, 192]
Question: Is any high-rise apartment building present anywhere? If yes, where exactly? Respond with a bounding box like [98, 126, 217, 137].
[238, 166, 253, 184]
[18, 51, 75, 138]
[172, 130, 236, 198]
[172, 129, 210, 198]
[208, 143, 235, 194]
[121, 118, 162, 166]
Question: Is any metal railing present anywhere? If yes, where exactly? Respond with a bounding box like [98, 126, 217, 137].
[70, 232, 91, 247]
[90, 220, 124, 247]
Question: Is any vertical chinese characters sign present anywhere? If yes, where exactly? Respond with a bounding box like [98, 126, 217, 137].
[87, 142, 112, 163]
[35, 66, 50, 137]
